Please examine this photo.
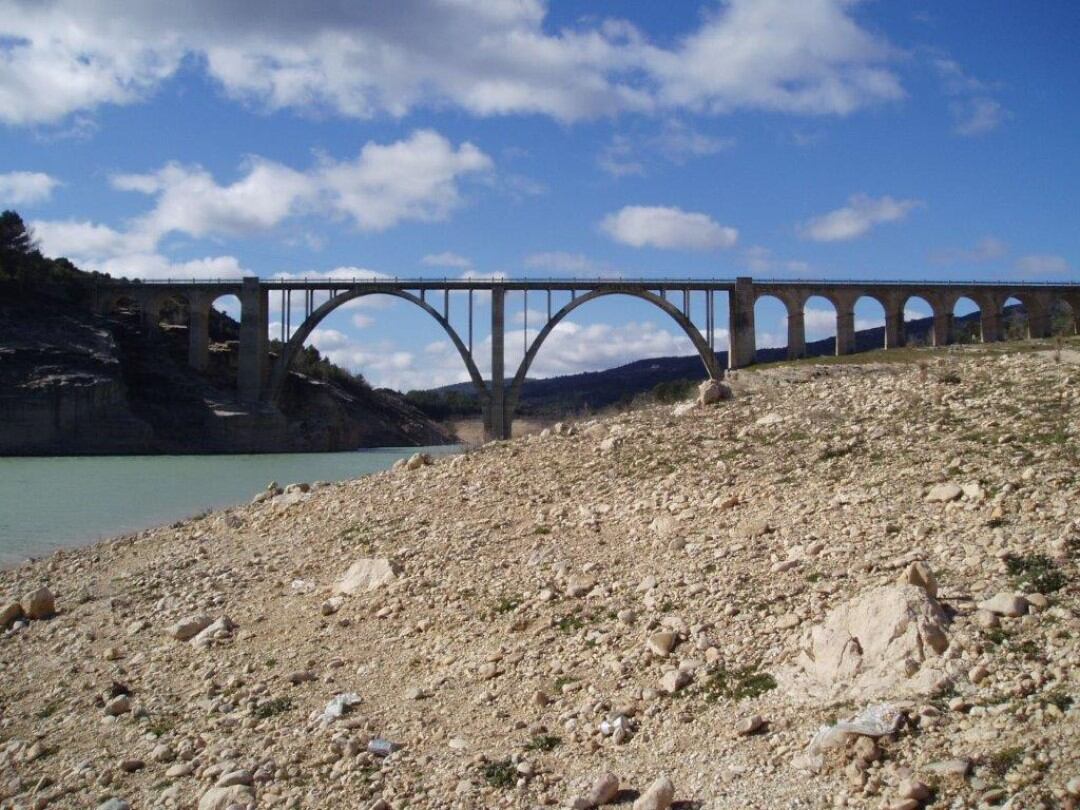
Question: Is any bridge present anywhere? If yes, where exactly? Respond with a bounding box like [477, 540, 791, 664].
[93, 276, 1080, 439]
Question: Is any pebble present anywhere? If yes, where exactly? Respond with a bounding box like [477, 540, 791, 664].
[978, 592, 1028, 617]
[632, 775, 675, 810]
[21, 587, 55, 620]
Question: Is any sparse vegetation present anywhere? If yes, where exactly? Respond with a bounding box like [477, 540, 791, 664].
[254, 697, 294, 719]
[1005, 553, 1066, 594]
[482, 759, 517, 789]
[525, 734, 561, 752]
[701, 666, 777, 702]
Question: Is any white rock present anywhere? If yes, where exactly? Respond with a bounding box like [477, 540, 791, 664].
[925, 483, 962, 502]
[977, 592, 1028, 618]
[697, 378, 732, 406]
[167, 614, 213, 641]
[197, 785, 255, 810]
[21, 587, 55, 620]
[1, 601, 23, 627]
[334, 558, 400, 595]
[899, 561, 938, 599]
[632, 775, 674, 810]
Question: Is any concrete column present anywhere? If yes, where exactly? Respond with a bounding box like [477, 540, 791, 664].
[980, 307, 1002, 343]
[835, 306, 856, 355]
[238, 277, 269, 403]
[188, 302, 209, 371]
[728, 277, 756, 369]
[1026, 298, 1051, 338]
[1070, 297, 1080, 335]
[884, 305, 904, 349]
[786, 307, 805, 360]
[485, 286, 509, 440]
[932, 310, 954, 347]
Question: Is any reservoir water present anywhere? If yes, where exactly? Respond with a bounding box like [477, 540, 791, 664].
[0, 446, 457, 566]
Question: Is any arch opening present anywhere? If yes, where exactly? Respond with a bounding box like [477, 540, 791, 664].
[753, 294, 790, 361]
[1050, 299, 1076, 337]
[900, 295, 935, 347]
[506, 289, 721, 421]
[1002, 296, 1028, 340]
[952, 296, 982, 344]
[266, 289, 488, 412]
[802, 295, 838, 355]
[853, 295, 887, 351]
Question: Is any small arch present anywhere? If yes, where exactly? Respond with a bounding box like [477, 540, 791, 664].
[900, 295, 935, 347]
[1050, 298, 1076, 336]
[506, 288, 721, 418]
[753, 294, 790, 360]
[802, 295, 838, 355]
[853, 295, 887, 351]
[266, 289, 488, 405]
[952, 296, 982, 344]
[1001, 295, 1029, 340]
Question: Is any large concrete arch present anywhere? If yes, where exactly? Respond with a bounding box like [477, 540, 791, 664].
[265, 288, 490, 406]
[505, 287, 721, 419]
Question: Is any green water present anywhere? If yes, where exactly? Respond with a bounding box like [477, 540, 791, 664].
[0, 447, 457, 566]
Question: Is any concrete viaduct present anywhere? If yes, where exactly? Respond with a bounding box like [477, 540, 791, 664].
[94, 276, 1080, 440]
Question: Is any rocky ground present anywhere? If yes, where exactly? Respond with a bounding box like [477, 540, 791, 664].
[1, 341, 1078, 810]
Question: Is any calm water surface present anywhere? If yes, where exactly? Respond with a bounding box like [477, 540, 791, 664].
[0, 447, 457, 565]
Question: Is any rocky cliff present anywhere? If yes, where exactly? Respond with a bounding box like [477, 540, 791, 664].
[0, 291, 454, 455]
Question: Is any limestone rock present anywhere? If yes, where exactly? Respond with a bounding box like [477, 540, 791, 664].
[736, 715, 765, 736]
[696, 378, 732, 406]
[659, 670, 690, 694]
[899, 561, 938, 598]
[565, 576, 596, 598]
[168, 614, 212, 641]
[334, 558, 400, 595]
[784, 584, 950, 702]
[21, 587, 55, 620]
[978, 592, 1028, 617]
[97, 800, 130, 810]
[198, 785, 255, 810]
[646, 632, 677, 657]
[574, 772, 619, 808]
[925, 482, 962, 502]
[1, 601, 23, 628]
[633, 775, 674, 810]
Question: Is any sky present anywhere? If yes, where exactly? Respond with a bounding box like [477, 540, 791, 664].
[2, 0, 1078, 391]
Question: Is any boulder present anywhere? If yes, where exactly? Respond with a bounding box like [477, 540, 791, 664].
[978, 592, 1028, 618]
[1, 601, 24, 628]
[334, 558, 400, 595]
[696, 379, 732, 406]
[571, 772, 620, 808]
[167, 614, 213, 641]
[22, 587, 55, 620]
[198, 785, 255, 810]
[925, 483, 962, 502]
[633, 775, 675, 810]
[405, 452, 432, 471]
[899, 561, 938, 598]
[783, 584, 950, 702]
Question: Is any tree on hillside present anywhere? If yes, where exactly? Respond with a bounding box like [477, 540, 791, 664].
[0, 210, 37, 258]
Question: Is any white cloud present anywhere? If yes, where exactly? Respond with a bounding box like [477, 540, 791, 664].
[600, 205, 738, 251]
[799, 193, 921, 242]
[935, 58, 1008, 137]
[929, 235, 1008, 265]
[351, 313, 374, 329]
[0, 0, 902, 126]
[1015, 254, 1071, 275]
[597, 120, 733, 177]
[421, 251, 473, 270]
[0, 171, 60, 205]
[524, 251, 617, 276]
[597, 136, 646, 178]
[744, 245, 810, 275]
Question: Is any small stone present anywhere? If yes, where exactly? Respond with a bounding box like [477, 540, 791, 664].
[582, 772, 620, 807]
[646, 632, 677, 657]
[104, 695, 131, 716]
[968, 664, 989, 685]
[321, 596, 344, 616]
[167, 614, 213, 641]
[633, 775, 675, 810]
[926, 483, 962, 502]
[1065, 777, 1080, 798]
[658, 669, 690, 694]
[1, 601, 24, 628]
[974, 609, 1000, 628]
[736, 715, 765, 736]
[1025, 593, 1049, 611]
[566, 576, 595, 598]
[21, 587, 55, 620]
[96, 799, 130, 810]
[334, 558, 400, 595]
[478, 662, 499, 680]
[151, 745, 176, 763]
[532, 690, 550, 706]
[198, 785, 255, 810]
[898, 779, 931, 801]
[978, 592, 1028, 618]
[900, 561, 939, 599]
[215, 769, 254, 788]
[103, 646, 124, 661]
[166, 763, 194, 778]
[885, 800, 919, 810]
[119, 759, 144, 773]
[924, 758, 970, 779]
[287, 669, 316, 685]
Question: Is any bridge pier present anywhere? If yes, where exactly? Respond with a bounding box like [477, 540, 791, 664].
[1026, 298, 1052, 339]
[932, 310, 953, 347]
[786, 308, 806, 359]
[980, 308, 1001, 343]
[187, 293, 210, 372]
[884, 306, 904, 348]
[836, 306, 856, 355]
[238, 277, 269, 403]
[728, 277, 756, 368]
[485, 286, 510, 441]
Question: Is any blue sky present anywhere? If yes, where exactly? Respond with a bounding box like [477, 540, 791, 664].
[2, 0, 1078, 390]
